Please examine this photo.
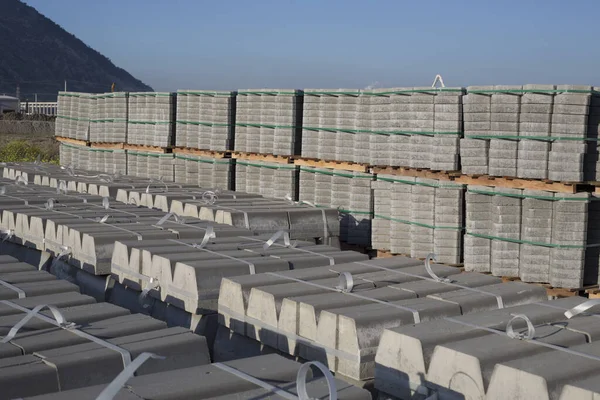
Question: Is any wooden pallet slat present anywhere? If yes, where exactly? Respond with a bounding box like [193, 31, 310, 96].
[90, 142, 125, 150]
[371, 166, 459, 181]
[454, 174, 591, 194]
[55, 136, 89, 147]
[173, 147, 231, 158]
[123, 144, 171, 154]
[233, 151, 294, 164]
[295, 158, 369, 172]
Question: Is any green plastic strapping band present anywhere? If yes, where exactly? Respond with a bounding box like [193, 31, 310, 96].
[305, 88, 463, 96]
[467, 89, 599, 95]
[465, 134, 594, 142]
[377, 176, 464, 189]
[237, 91, 301, 96]
[374, 214, 464, 230]
[57, 115, 89, 122]
[299, 167, 372, 179]
[303, 126, 460, 136]
[338, 209, 373, 215]
[465, 232, 600, 249]
[176, 121, 231, 127]
[467, 189, 594, 202]
[174, 155, 230, 164]
[236, 161, 297, 170]
[90, 118, 127, 123]
[235, 123, 299, 129]
[129, 93, 172, 97]
[178, 91, 234, 96]
[128, 120, 171, 125]
[128, 151, 172, 158]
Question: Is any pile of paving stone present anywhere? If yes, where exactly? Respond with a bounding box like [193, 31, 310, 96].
[89, 92, 129, 143]
[127, 92, 175, 148]
[235, 160, 298, 199]
[234, 89, 303, 156]
[55, 91, 92, 141]
[464, 185, 600, 289]
[371, 175, 464, 265]
[173, 153, 234, 190]
[175, 90, 236, 151]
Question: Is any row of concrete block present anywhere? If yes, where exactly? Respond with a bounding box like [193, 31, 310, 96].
[0, 251, 369, 400]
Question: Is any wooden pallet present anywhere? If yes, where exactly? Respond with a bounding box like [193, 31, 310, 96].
[233, 152, 294, 164]
[490, 274, 595, 298]
[123, 144, 171, 154]
[173, 147, 231, 158]
[585, 288, 600, 299]
[55, 137, 89, 147]
[454, 174, 591, 194]
[371, 166, 459, 181]
[295, 158, 369, 172]
[90, 142, 125, 150]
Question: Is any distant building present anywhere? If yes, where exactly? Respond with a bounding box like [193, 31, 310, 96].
[0, 95, 20, 114]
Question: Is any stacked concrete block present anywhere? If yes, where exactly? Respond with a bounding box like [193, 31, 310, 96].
[336, 90, 359, 163]
[234, 161, 297, 199]
[319, 91, 340, 161]
[389, 176, 414, 255]
[434, 181, 464, 265]
[218, 258, 546, 383]
[87, 148, 127, 175]
[235, 90, 303, 156]
[346, 171, 374, 245]
[410, 178, 436, 258]
[176, 90, 235, 151]
[371, 177, 393, 250]
[548, 85, 592, 182]
[300, 90, 321, 159]
[298, 167, 316, 205]
[374, 297, 594, 399]
[517, 84, 555, 179]
[460, 86, 493, 174]
[369, 88, 392, 166]
[126, 151, 174, 181]
[408, 88, 435, 169]
[464, 185, 494, 272]
[354, 90, 373, 164]
[432, 87, 463, 171]
[173, 154, 233, 190]
[127, 92, 175, 148]
[89, 92, 128, 143]
[388, 89, 413, 167]
[550, 192, 590, 288]
[490, 187, 523, 277]
[588, 89, 600, 181]
[519, 190, 553, 283]
[488, 85, 521, 177]
[55, 92, 91, 141]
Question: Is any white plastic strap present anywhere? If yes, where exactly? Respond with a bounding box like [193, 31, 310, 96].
[0, 186, 6, 195]
[1, 300, 133, 366]
[202, 190, 218, 205]
[0, 279, 26, 299]
[444, 315, 600, 364]
[296, 361, 338, 400]
[0, 229, 14, 243]
[139, 277, 160, 309]
[15, 176, 28, 186]
[263, 230, 297, 251]
[238, 236, 335, 266]
[334, 272, 354, 293]
[506, 314, 536, 340]
[57, 180, 68, 194]
[355, 261, 505, 309]
[145, 177, 168, 194]
[266, 272, 422, 323]
[213, 362, 297, 400]
[102, 197, 110, 209]
[564, 299, 600, 319]
[1, 304, 74, 343]
[50, 245, 71, 268]
[425, 253, 452, 283]
[169, 239, 256, 274]
[45, 198, 56, 210]
[196, 225, 216, 249]
[156, 212, 186, 226]
[95, 352, 165, 400]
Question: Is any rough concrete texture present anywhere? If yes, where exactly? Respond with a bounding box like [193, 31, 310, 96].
[217, 256, 548, 382]
[56, 91, 92, 141]
[126, 92, 175, 147]
[89, 92, 128, 143]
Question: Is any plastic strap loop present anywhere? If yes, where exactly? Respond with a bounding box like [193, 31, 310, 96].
[425, 253, 453, 283]
[564, 299, 600, 319]
[506, 314, 536, 340]
[296, 361, 338, 400]
[334, 272, 354, 293]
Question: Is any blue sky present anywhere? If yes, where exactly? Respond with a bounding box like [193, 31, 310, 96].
[24, 0, 600, 91]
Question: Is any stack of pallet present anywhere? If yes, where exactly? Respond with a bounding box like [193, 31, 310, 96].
[89, 92, 128, 143]
[235, 160, 298, 199]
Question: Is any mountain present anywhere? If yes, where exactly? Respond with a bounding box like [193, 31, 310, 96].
[0, 0, 153, 101]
